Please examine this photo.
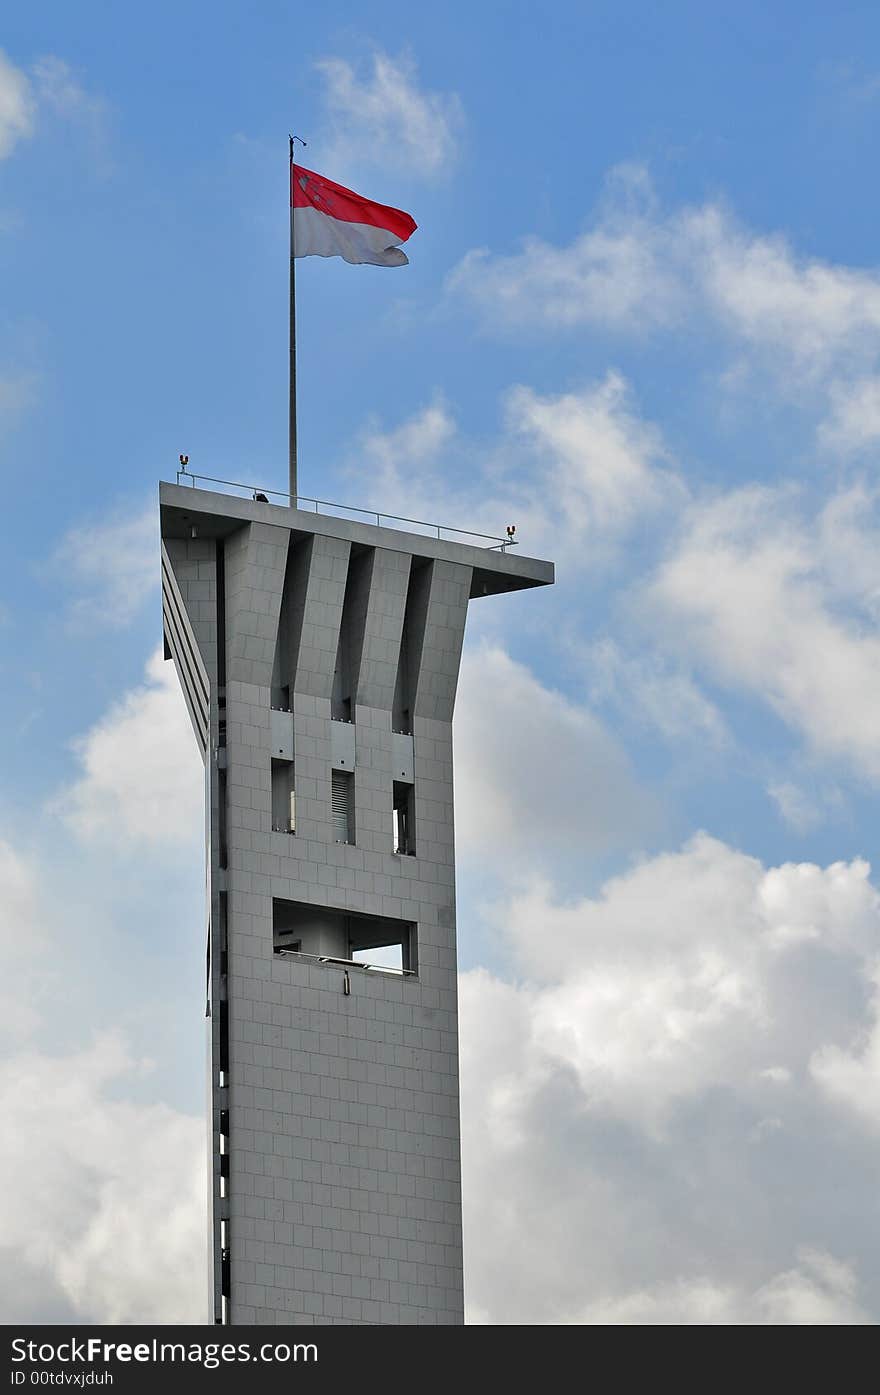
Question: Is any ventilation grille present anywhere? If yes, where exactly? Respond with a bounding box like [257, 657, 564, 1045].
[332, 771, 353, 843]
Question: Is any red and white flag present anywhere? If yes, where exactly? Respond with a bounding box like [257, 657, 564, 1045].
[291, 164, 417, 267]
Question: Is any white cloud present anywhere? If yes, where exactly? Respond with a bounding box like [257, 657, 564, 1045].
[52, 649, 203, 849]
[360, 386, 880, 805]
[0, 373, 38, 412]
[359, 397, 456, 509]
[33, 56, 100, 119]
[357, 373, 681, 567]
[560, 1251, 872, 1324]
[459, 835, 880, 1322]
[52, 504, 157, 629]
[821, 375, 880, 451]
[450, 166, 880, 368]
[585, 637, 728, 747]
[448, 164, 681, 332]
[357, 398, 500, 543]
[767, 780, 847, 834]
[354, 374, 880, 794]
[490, 830, 880, 997]
[0, 50, 34, 159]
[753, 1249, 871, 1324]
[811, 966, 880, 1134]
[449, 166, 880, 444]
[0, 788, 205, 1322]
[448, 225, 673, 333]
[768, 781, 823, 833]
[454, 646, 658, 871]
[0, 51, 108, 167]
[687, 202, 880, 371]
[816, 485, 880, 624]
[505, 372, 682, 538]
[0, 1033, 205, 1323]
[0, 839, 51, 1041]
[824, 60, 880, 109]
[32, 55, 111, 172]
[644, 484, 880, 781]
[315, 48, 462, 179]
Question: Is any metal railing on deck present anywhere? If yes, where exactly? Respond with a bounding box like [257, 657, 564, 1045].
[275, 947, 415, 977]
[173, 465, 518, 550]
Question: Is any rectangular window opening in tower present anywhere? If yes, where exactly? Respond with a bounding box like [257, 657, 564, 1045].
[331, 770, 354, 844]
[392, 780, 415, 855]
[349, 915, 416, 974]
[271, 758, 296, 834]
[272, 898, 418, 975]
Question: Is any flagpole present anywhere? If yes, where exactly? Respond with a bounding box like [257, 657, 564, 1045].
[288, 134, 297, 504]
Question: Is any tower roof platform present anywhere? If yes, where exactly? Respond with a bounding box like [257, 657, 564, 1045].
[160, 479, 554, 599]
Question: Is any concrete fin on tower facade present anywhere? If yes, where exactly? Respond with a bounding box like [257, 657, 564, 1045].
[353, 547, 412, 712]
[332, 544, 372, 719]
[411, 560, 473, 724]
[224, 522, 290, 688]
[292, 533, 351, 700]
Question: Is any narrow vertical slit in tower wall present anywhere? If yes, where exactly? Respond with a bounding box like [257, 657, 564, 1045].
[271, 533, 307, 707]
[216, 890, 228, 1057]
[213, 542, 229, 1323]
[217, 774, 228, 871]
[393, 558, 432, 732]
[392, 780, 415, 854]
[332, 546, 374, 720]
[216, 542, 228, 868]
[216, 541, 227, 695]
[331, 769, 355, 844]
[215, 887, 229, 1323]
[271, 758, 296, 833]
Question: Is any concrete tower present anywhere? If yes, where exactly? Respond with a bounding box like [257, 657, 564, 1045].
[160, 480, 553, 1325]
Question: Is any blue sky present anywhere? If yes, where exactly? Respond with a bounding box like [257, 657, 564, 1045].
[3, 1, 880, 1325]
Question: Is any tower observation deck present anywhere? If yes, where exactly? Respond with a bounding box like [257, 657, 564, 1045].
[160, 477, 554, 1325]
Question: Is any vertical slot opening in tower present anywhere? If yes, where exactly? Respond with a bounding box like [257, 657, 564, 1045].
[271, 533, 309, 709]
[271, 758, 296, 834]
[331, 770, 354, 844]
[392, 780, 415, 855]
[393, 558, 431, 734]
[332, 545, 373, 721]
